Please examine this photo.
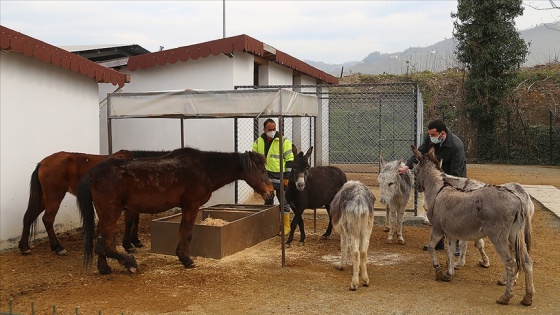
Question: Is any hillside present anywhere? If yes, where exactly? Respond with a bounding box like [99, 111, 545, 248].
[339, 63, 560, 164]
[307, 23, 560, 76]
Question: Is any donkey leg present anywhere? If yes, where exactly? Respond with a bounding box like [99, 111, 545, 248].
[335, 232, 348, 271]
[454, 240, 468, 269]
[349, 237, 360, 291]
[360, 232, 371, 287]
[322, 205, 333, 238]
[297, 216, 306, 245]
[519, 243, 535, 306]
[491, 239, 516, 305]
[474, 238, 490, 268]
[426, 231, 446, 281]
[286, 212, 301, 247]
[386, 205, 394, 243]
[442, 238, 457, 281]
[383, 205, 390, 232]
[396, 205, 405, 245]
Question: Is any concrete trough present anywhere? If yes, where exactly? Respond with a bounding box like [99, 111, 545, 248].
[150, 204, 280, 259]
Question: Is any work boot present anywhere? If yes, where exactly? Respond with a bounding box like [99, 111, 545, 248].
[278, 213, 291, 236]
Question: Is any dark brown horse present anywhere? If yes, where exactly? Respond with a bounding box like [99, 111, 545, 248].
[285, 145, 347, 247]
[18, 150, 170, 255]
[77, 147, 274, 274]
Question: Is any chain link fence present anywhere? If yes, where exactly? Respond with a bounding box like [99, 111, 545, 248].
[234, 83, 422, 214]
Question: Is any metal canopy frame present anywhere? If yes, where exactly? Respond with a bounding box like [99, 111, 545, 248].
[106, 88, 320, 267]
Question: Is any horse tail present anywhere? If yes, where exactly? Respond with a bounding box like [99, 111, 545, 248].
[77, 174, 94, 268]
[24, 163, 44, 237]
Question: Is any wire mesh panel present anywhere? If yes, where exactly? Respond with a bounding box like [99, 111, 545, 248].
[235, 83, 420, 213]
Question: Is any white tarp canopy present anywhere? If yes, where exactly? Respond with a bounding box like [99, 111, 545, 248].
[107, 88, 319, 119]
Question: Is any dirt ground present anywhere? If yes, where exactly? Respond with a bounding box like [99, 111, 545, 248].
[1, 164, 559, 315]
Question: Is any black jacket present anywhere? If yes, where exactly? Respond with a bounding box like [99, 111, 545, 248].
[406, 129, 467, 177]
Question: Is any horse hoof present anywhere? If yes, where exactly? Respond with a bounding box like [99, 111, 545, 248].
[20, 249, 32, 255]
[98, 266, 112, 275]
[349, 285, 357, 291]
[496, 296, 510, 305]
[128, 267, 138, 274]
[383, 227, 390, 232]
[55, 249, 67, 256]
[285, 243, 292, 248]
[397, 239, 405, 245]
[125, 247, 138, 254]
[133, 241, 144, 248]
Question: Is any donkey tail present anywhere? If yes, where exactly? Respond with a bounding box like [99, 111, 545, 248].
[77, 174, 94, 268]
[24, 163, 44, 237]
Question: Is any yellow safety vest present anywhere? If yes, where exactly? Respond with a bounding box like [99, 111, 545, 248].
[252, 136, 294, 174]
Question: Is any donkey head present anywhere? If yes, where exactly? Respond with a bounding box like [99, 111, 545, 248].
[377, 155, 403, 205]
[290, 145, 313, 191]
[411, 145, 441, 192]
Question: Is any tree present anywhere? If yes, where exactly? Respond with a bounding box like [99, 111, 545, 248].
[452, 0, 529, 161]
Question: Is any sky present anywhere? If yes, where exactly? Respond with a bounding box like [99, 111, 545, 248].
[1, 1, 558, 64]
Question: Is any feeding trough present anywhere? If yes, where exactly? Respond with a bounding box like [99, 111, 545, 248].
[151, 204, 280, 259]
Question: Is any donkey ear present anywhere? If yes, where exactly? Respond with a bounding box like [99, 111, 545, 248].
[305, 146, 313, 158]
[379, 155, 386, 167]
[292, 144, 298, 155]
[412, 145, 423, 160]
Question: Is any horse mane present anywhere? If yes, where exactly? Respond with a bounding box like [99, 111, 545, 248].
[131, 150, 172, 158]
[240, 151, 265, 172]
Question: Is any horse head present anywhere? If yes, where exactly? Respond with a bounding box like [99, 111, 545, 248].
[290, 145, 313, 191]
[243, 151, 274, 200]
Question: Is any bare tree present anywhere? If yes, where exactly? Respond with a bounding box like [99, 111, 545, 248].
[524, 0, 560, 31]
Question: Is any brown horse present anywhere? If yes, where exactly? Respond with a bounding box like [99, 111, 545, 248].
[18, 150, 170, 255]
[77, 147, 274, 275]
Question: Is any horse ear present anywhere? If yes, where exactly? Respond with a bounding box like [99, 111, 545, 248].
[292, 144, 298, 155]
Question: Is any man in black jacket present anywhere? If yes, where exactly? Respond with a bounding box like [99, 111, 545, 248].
[398, 119, 467, 254]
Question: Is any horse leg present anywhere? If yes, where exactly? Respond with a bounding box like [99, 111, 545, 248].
[122, 211, 142, 253]
[176, 205, 200, 268]
[322, 205, 333, 238]
[454, 240, 468, 269]
[42, 195, 67, 255]
[474, 238, 490, 268]
[18, 202, 46, 255]
[383, 205, 390, 232]
[396, 204, 405, 245]
[95, 208, 138, 274]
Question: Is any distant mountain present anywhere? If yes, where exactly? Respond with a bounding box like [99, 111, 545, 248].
[306, 23, 560, 77]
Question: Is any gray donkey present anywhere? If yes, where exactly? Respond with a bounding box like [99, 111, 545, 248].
[412, 145, 534, 306]
[378, 156, 412, 244]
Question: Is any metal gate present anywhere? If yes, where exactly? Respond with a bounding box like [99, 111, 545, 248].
[235, 83, 422, 214]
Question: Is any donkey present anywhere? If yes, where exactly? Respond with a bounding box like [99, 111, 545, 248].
[378, 156, 412, 244]
[285, 145, 347, 247]
[412, 145, 535, 306]
[331, 180, 376, 291]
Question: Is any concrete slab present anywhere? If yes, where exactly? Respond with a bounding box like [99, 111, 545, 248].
[522, 185, 560, 218]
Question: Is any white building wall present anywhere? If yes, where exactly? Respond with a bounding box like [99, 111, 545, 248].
[0, 51, 101, 250]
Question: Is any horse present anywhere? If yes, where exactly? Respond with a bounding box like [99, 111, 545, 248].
[330, 180, 376, 291]
[412, 144, 535, 306]
[285, 145, 347, 247]
[18, 149, 170, 255]
[377, 156, 412, 244]
[77, 147, 274, 274]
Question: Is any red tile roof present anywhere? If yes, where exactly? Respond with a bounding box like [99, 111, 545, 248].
[0, 25, 130, 87]
[128, 34, 338, 84]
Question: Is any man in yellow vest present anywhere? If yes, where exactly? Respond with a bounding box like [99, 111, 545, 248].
[252, 118, 294, 235]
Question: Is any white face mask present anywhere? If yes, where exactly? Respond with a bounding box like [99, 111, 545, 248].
[430, 134, 442, 144]
[266, 131, 276, 139]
